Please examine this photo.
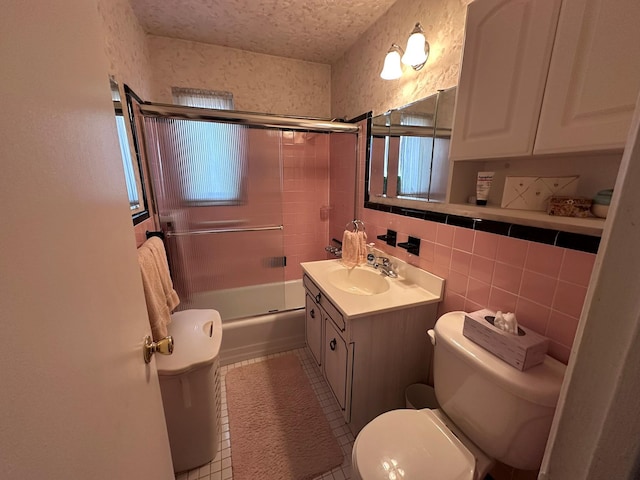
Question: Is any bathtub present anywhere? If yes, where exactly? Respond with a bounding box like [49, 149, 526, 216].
[180, 280, 306, 365]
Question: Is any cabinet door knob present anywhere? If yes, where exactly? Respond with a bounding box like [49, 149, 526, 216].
[329, 338, 337, 351]
[310, 308, 315, 319]
[315, 292, 321, 303]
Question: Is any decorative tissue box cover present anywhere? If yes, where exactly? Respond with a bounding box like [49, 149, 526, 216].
[547, 196, 593, 218]
[501, 176, 579, 211]
[463, 309, 549, 371]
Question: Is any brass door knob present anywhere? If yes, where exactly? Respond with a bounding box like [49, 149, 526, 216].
[143, 335, 174, 364]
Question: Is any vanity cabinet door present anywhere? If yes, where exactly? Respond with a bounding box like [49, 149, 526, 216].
[450, 0, 562, 160]
[305, 294, 322, 367]
[323, 317, 348, 410]
[534, 0, 640, 154]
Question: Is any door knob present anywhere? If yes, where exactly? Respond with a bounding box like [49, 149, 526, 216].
[143, 335, 174, 364]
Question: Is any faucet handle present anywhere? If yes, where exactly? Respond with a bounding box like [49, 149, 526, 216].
[375, 256, 390, 267]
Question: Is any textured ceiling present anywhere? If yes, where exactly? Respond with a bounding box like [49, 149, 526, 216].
[128, 0, 398, 64]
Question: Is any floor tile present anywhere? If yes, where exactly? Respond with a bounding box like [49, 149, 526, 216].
[175, 347, 352, 480]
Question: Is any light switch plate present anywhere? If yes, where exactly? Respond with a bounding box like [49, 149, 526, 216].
[501, 176, 579, 211]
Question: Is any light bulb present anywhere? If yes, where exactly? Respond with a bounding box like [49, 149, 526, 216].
[380, 46, 403, 80]
[401, 23, 429, 70]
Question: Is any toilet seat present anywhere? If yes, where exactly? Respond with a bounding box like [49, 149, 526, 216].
[352, 409, 475, 480]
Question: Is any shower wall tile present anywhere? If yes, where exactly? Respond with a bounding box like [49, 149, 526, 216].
[147, 36, 331, 117]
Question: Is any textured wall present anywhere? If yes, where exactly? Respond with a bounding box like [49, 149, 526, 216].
[147, 36, 332, 117]
[96, 0, 153, 98]
[97, 0, 157, 245]
[332, 0, 469, 119]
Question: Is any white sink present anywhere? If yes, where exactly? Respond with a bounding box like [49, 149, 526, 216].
[327, 267, 390, 296]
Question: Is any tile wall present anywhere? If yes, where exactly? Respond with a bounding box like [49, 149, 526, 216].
[360, 208, 594, 364]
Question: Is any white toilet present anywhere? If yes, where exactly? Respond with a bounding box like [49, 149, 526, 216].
[352, 311, 566, 479]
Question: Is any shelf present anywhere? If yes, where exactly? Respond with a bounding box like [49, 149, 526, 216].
[447, 203, 606, 236]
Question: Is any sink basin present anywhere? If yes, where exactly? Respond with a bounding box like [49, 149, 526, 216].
[327, 267, 390, 296]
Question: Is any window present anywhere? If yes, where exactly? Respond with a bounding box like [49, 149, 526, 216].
[172, 87, 246, 205]
[110, 77, 148, 224]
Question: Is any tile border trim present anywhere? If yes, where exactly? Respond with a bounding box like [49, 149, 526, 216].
[364, 202, 600, 254]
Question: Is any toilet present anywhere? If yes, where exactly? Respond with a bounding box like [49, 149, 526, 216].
[352, 311, 566, 479]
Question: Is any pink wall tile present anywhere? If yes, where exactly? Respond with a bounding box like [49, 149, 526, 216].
[547, 342, 571, 365]
[448, 270, 469, 296]
[451, 250, 472, 275]
[525, 242, 564, 277]
[496, 236, 528, 267]
[492, 263, 523, 294]
[553, 281, 588, 318]
[559, 249, 596, 287]
[469, 255, 495, 284]
[467, 278, 491, 306]
[453, 228, 475, 252]
[520, 270, 557, 306]
[546, 310, 580, 347]
[488, 287, 518, 313]
[439, 291, 466, 316]
[515, 298, 551, 333]
[434, 244, 452, 267]
[473, 231, 498, 259]
[436, 223, 455, 246]
[420, 240, 436, 264]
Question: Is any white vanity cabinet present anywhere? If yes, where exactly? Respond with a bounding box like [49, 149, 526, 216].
[451, 0, 640, 160]
[301, 262, 444, 435]
[304, 294, 322, 367]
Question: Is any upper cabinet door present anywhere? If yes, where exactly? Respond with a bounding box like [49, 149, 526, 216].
[450, 0, 562, 160]
[534, 0, 640, 154]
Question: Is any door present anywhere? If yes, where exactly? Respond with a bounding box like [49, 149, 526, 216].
[450, 0, 562, 159]
[140, 114, 286, 320]
[1, 2, 174, 479]
[323, 317, 348, 410]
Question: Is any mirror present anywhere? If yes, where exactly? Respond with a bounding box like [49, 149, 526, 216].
[109, 77, 150, 225]
[366, 86, 456, 206]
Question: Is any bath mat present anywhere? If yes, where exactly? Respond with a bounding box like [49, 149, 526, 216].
[225, 354, 344, 480]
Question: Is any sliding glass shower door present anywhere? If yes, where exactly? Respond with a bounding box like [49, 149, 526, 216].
[142, 114, 286, 320]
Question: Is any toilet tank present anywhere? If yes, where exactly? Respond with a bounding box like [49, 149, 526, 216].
[433, 312, 566, 471]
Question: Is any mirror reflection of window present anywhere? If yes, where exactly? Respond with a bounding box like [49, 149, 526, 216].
[109, 77, 147, 222]
[398, 113, 434, 198]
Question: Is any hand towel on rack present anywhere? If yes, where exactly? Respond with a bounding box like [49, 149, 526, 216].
[341, 230, 367, 268]
[137, 237, 180, 341]
[145, 236, 180, 312]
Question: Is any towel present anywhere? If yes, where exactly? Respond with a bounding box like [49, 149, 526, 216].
[146, 237, 180, 311]
[137, 237, 180, 341]
[341, 230, 367, 268]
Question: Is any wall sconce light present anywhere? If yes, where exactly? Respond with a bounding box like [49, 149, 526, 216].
[380, 23, 430, 80]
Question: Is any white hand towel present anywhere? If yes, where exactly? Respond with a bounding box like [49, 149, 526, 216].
[341, 230, 367, 268]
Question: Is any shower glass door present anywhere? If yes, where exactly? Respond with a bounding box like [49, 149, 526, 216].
[142, 114, 286, 321]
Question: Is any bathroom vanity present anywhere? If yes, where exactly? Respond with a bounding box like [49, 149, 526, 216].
[301, 257, 444, 435]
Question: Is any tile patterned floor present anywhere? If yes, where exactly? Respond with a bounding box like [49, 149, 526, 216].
[175, 347, 354, 480]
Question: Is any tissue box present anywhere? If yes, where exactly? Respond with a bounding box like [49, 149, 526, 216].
[547, 196, 593, 218]
[501, 176, 579, 211]
[463, 309, 549, 371]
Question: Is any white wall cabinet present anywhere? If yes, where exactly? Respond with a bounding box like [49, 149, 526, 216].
[535, 0, 640, 154]
[451, 0, 640, 160]
[450, 0, 562, 160]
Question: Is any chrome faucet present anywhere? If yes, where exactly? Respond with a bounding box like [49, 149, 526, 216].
[374, 257, 398, 278]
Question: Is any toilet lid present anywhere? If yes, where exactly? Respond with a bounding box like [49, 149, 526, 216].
[353, 409, 475, 480]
